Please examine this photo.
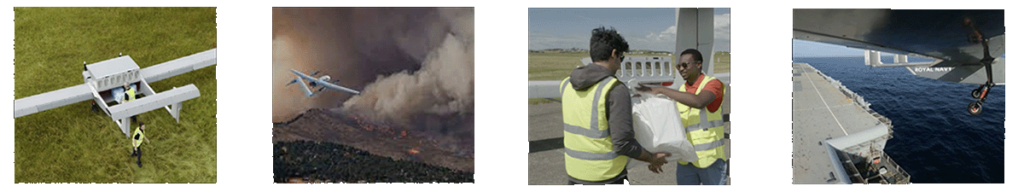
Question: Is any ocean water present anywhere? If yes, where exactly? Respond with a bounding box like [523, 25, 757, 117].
[795, 57, 1005, 183]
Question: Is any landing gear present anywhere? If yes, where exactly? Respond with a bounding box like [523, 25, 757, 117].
[964, 18, 996, 116]
[962, 57, 995, 115]
[971, 88, 981, 99]
[968, 101, 983, 116]
[965, 55, 995, 115]
[968, 82, 993, 116]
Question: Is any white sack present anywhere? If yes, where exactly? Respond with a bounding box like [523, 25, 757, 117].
[627, 92, 698, 169]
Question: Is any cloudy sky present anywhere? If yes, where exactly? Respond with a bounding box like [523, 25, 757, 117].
[529, 8, 730, 52]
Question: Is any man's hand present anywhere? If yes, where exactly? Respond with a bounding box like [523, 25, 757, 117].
[634, 84, 659, 95]
[648, 164, 664, 173]
[647, 152, 671, 173]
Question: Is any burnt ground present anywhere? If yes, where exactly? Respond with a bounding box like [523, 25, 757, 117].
[273, 141, 472, 183]
[272, 109, 473, 183]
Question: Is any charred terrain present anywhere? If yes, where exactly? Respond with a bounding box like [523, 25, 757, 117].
[273, 109, 473, 183]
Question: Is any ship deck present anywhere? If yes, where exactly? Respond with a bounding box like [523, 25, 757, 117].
[792, 62, 895, 184]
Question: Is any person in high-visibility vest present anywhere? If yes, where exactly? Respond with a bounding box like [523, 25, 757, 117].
[637, 49, 727, 185]
[130, 121, 150, 167]
[562, 26, 671, 185]
[123, 83, 138, 122]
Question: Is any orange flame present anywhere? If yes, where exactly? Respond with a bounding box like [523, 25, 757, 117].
[288, 177, 304, 183]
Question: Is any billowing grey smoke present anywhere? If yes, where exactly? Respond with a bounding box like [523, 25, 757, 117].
[273, 8, 474, 154]
[343, 33, 474, 125]
[341, 9, 473, 154]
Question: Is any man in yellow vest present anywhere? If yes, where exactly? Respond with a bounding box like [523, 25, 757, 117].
[123, 83, 138, 122]
[130, 121, 150, 167]
[637, 49, 727, 185]
[562, 27, 671, 185]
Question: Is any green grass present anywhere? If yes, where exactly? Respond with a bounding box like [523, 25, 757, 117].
[14, 7, 217, 183]
[528, 51, 730, 104]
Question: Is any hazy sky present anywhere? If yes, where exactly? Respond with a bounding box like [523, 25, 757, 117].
[529, 8, 730, 52]
[792, 39, 875, 58]
[793, 39, 1005, 58]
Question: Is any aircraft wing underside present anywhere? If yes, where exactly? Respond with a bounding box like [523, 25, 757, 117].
[794, 9, 1004, 66]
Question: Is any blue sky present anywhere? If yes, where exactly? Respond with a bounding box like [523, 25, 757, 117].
[529, 8, 730, 52]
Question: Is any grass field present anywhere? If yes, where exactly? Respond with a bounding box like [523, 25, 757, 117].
[527, 51, 730, 104]
[14, 7, 217, 183]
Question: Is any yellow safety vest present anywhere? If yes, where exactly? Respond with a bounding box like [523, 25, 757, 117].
[126, 87, 136, 102]
[560, 77, 628, 182]
[677, 76, 727, 168]
[133, 128, 145, 147]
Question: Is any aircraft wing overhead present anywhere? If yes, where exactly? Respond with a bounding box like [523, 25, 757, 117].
[14, 84, 94, 118]
[794, 9, 1004, 66]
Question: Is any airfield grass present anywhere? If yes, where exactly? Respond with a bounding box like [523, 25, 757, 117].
[527, 52, 730, 104]
[14, 7, 217, 183]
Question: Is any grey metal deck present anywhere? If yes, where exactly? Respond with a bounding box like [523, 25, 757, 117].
[792, 63, 892, 184]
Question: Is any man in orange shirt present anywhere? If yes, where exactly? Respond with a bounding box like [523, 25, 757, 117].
[637, 49, 726, 185]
